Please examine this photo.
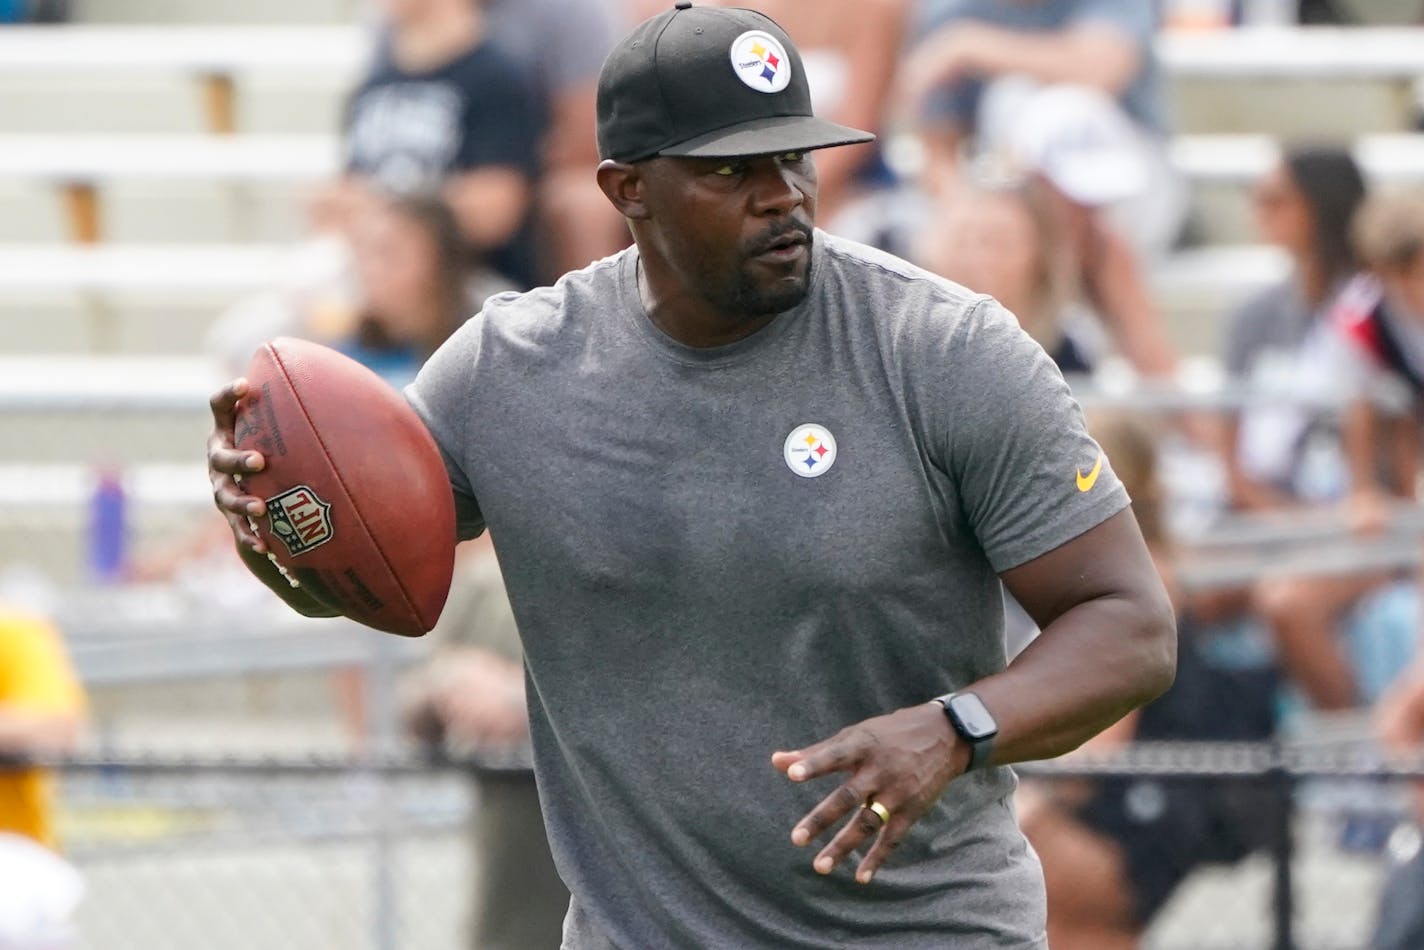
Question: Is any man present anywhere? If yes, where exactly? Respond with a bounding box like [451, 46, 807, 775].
[208, 4, 1175, 946]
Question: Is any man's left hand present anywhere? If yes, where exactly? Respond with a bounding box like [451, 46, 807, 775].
[772, 703, 966, 884]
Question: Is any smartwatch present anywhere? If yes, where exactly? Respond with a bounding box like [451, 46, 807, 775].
[933, 692, 998, 772]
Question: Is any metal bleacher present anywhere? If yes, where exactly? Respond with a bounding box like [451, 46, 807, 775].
[3, 11, 1423, 580]
[2, 7, 1423, 950]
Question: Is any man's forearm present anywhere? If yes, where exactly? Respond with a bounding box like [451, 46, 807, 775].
[967, 593, 1175, 767]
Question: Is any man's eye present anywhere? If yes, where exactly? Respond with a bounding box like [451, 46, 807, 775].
[713, 163, 741, 177]
[781, 151, 805, 163]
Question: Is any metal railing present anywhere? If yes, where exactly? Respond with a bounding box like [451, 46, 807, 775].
[1, 742, 1420, 949]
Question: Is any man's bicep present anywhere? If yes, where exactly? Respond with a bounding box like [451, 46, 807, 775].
[999, 508, 1161, 631]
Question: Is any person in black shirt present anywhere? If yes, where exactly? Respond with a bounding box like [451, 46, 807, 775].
[323, 0, 547, 289]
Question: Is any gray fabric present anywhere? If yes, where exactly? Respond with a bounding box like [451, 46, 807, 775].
[916, 0, 1166, 134]
[406, 231, 1127, 949]
[1222, 280, 1317, 377]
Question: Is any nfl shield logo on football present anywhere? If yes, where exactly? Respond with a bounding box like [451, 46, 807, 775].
[266, 485, 335, 556]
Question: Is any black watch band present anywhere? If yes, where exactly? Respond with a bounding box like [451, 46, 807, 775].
[933, 692, 998, 772]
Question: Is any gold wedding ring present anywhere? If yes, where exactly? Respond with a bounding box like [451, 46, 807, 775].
[865, 800, 891, 825]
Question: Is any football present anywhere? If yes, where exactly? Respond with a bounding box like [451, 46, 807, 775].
[232, 337, 456, 636]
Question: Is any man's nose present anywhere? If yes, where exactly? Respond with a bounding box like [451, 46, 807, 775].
[748, 157, 807, 216]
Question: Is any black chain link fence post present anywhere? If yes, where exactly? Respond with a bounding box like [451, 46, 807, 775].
[1270, 744, 1296, 950]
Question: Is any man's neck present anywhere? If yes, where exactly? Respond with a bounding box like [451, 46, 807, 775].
[391, 4, 484, 72]
[636, 259, 777, 349]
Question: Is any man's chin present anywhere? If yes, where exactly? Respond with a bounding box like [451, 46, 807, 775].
[753, 279, 810, 316]
[738, 260, 811, 316]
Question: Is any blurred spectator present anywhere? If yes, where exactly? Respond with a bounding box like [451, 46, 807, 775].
[485, 0, 629, 280]
[0, 603, 85, 947]
[919, 155, 1178, 378]
[1007, 84, 1180, 375]
[918, 175, 1092, 372]
[336, 191, 513, 390]
[706, 0, 909, 220]
[0, 604, 84, 850]
[203, 191, 510, 399]
[1331, 191, 1424, 530]
[1221, 146, 1388, 710]
[901, 0, 1184, 256]
[1223, 146, 1368, 510]
[1019, 413, 1277, 950]
[1374, 652, 1424, 949]
[315, 0, 546, 288]
[0, 0, 67, 22]
[402, 538, 567, 950]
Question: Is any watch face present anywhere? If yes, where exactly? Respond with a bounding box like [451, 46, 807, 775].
[950, 693, 997, 740]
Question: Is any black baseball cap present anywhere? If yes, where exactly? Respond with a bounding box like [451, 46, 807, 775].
[596, 2, 875, 163]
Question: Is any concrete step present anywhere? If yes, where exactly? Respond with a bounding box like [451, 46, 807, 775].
[72, 0, 364, 25]
[0, 75, 345, 135]
[1168, 76, 1416, 136]
[0, 182, 310, 244]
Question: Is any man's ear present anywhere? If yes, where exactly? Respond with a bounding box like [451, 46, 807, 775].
[596, 160, 651, 220]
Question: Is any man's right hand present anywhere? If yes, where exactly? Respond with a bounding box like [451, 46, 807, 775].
[207, 378, 342, 617]
[207, 378, 269, 553]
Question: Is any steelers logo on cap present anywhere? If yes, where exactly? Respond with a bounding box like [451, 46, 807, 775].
[730, 30, 792, 94]
[783, 424, 837, 478]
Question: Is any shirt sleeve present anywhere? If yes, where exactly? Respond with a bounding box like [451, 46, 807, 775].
[940, 299, 1130, 572]
[405, 321, 488, 542]
[0, 615, 85, 716]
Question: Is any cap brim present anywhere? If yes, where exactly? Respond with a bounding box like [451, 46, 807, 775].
[657, 114, 874, 159]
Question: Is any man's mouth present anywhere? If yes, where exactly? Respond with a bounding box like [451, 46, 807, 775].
[752, 228, 810, 262]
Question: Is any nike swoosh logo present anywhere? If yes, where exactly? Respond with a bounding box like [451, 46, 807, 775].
[1076, 454, 1103, 493]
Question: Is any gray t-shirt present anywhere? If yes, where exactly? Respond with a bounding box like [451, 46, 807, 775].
[407, 232, 1127, 949]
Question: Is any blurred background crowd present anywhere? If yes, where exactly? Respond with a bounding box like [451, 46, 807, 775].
[4, 0, 1424, 947]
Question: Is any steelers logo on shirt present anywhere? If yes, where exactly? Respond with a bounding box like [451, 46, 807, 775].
[783, 424, 837, 478]
[730, 30, 793, 94]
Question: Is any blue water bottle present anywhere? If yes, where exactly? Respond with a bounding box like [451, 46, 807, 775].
[89, 467, 127, 582]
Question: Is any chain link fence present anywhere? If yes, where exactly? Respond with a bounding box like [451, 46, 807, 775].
[36, 755, 488, 950]
[0, 744, 1413, 948]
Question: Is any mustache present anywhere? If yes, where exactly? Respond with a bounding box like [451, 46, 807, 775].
[745, 218, 813, 256]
